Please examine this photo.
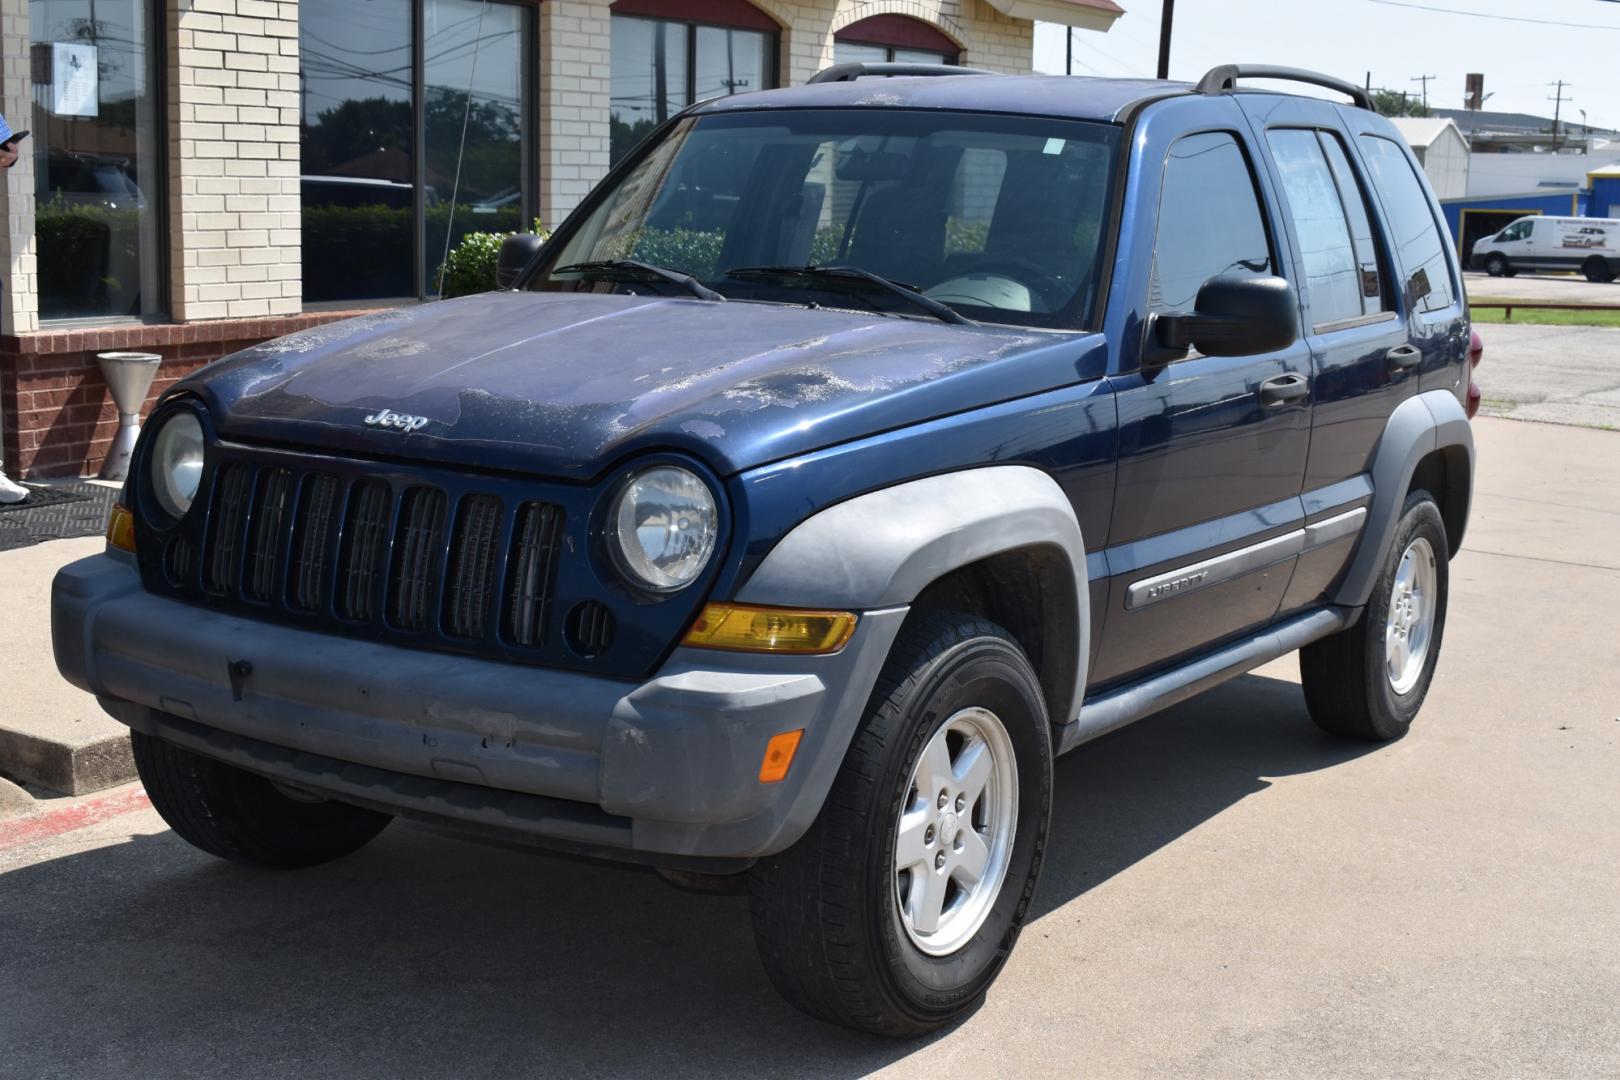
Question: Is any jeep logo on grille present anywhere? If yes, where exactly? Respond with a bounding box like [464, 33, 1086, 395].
[363, 408, 430, 432]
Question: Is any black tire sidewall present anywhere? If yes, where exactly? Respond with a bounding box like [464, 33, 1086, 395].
[869, 634, 1053, 1021]
[1361, 494, 1450, 733]
[1485, 254, 1507, 277]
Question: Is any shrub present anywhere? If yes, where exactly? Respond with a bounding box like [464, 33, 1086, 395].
[436, 217, 549, 299]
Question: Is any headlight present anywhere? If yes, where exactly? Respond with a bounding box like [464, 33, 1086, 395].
[609, 466, 718, 592]
[148, 411, 205, 519]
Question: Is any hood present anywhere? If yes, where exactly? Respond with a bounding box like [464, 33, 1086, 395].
[186, 291, 1106, 480]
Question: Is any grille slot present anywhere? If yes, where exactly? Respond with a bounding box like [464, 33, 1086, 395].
[388, 486, 448, 630]
[565, 600, 615, 657]
[504, 501, 565, 647]
[288, 474, 340, 611]
[337, 479, 392, 621]
[163, 536, 196, 587]
[443, 495, 503, 639]
[244, 468, 292, 602]
[205, 462, 253, 594]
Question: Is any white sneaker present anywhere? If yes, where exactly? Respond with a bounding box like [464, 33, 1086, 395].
[0, 471, 29, 505]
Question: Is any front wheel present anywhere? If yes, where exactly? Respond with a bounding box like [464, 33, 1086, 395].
[1300, 492, 1450, 741]
[749, 614, 1053, 1037]
[1484, 253, 1508, 277]
[133, 731, 392, 868]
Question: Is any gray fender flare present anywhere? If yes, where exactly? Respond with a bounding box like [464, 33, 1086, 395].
[738, 465, 1090, 724]
[1333, 388, 1475, 608]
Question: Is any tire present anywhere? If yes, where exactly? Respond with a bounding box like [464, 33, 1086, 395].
[1582, 257, 1614, 284]
[1484, 253, 1508, 277]
[1300, 491, 1450, 741]
[749, 613, 1053, 1037]
[132, 731, 391, 868]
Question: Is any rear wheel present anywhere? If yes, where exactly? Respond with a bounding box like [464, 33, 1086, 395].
[1300, 492, 1450, 741]
[1484, 253, 1509, 277]
[132, 731, 391, 868]
[1583, 257, 1614, 284]
[749, 613, 1052, 1036]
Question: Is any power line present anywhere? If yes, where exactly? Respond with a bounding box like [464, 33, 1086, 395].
[1366, 0, 1620, 32]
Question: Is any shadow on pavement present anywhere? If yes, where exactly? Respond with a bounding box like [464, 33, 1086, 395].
[0, 673, 1379, 1078]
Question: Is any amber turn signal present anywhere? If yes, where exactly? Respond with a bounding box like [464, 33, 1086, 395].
[759, 729, 804, 784]
[681, 603, 857, 654]
[106, 504, 136, 553]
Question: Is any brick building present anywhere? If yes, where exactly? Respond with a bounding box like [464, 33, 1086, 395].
[0, 0, 1122, 479]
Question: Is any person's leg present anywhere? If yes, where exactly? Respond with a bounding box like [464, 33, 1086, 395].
[0, 463, 27, 503]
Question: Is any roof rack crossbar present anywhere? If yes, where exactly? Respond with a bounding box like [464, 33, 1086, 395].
[807, 62, 995, 85]
[1194, 64, 1375, 111]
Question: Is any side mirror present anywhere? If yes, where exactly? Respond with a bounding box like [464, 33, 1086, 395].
[496, 232, 546, 290]
[1149, 274, 1298, 364]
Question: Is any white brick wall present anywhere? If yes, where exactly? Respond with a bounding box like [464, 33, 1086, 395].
[167, 0, 301, 320]
[1, 0, 38, 335]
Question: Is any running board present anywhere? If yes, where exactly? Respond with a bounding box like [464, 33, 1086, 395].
[1055, 606, 1357, 755]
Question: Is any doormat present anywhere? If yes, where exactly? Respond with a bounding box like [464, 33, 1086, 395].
[0, 481, 117, 552]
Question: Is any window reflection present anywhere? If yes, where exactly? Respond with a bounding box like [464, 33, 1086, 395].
[300, 0, 414, 301]
[300, 0, 532, 303]
[610, 14, 775, 166]
[30, 0, 163, 321]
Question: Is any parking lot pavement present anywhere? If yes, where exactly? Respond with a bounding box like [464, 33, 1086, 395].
[1464, 269, 1620, 303]
[2, 417, 1618, 1079]
[1474, 322, 1620, 429]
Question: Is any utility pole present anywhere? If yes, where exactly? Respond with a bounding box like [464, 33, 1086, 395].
[1410, 74, 1435, 109]
[1548, 80, 1570, 147]
[1156, 0, 1175, 80]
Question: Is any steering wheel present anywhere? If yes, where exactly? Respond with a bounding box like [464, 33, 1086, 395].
[946, 256, 1072, 313]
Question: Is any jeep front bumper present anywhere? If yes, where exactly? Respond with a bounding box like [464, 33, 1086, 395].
[52, 552, 906, 865]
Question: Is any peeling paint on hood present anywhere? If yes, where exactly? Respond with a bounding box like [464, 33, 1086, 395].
[184, 290, 1106, 479]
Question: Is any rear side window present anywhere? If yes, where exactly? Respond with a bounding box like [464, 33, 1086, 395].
[1358, 135, 1455, 314]
[1267, 129, 1388, 329]
[1149, 131, 1272, 314]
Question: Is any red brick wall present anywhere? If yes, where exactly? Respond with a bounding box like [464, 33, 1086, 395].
[1, 312, 374, 479]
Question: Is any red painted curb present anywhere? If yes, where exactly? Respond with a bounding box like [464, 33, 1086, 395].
[0, 786, 152, 853]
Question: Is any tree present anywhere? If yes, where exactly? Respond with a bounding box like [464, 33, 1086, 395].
[1371, 89, 1432, 118]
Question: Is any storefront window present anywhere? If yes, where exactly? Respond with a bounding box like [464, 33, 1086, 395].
[29, 0, 164, 321]
[424, 0, 528, 293]
[610, 5, 777, 166]
[300, 0, 534, 303]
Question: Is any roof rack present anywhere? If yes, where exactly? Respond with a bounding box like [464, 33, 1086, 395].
[807, 62, 995, 85]
[1194, 64, 1374, 111]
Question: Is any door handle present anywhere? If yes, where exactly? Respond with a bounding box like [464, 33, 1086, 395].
[1258, 373, 1309, 407]
[1386, 344, 1422, 372]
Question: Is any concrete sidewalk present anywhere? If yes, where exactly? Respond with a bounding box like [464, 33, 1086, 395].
[1474, 322, 1620, 430]
[0, 537, 132, 797]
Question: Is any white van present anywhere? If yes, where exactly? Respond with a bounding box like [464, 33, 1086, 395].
[1470, 215, 1620, 282]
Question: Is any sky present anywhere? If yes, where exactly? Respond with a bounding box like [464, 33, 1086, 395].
[1033, 0, 1620, 132]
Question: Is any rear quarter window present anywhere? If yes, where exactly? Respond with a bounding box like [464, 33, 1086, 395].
[1358, 135, 1455, 314]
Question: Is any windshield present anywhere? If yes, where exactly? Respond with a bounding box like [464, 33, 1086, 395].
[531, 108, 1120, 329]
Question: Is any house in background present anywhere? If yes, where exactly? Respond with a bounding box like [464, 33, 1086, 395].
[1388, 116, 1469, 200]
[0, 0, 1125, 481]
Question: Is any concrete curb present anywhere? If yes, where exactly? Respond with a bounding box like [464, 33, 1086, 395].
[0, 726, 135, 796]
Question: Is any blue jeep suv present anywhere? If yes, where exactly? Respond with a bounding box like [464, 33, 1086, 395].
[53, 63, 1480, 1036]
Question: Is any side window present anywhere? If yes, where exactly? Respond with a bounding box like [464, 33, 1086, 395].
[1318, 133, 1387, 312]
[1358, 135, 1456, 314]
[1149, 131, 1272, 314]
[1267, 129, 1364, 328]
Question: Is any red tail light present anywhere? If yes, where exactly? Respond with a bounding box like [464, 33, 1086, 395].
[1465, 328, 1482, 419]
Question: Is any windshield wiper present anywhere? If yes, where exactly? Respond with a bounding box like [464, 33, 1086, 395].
[725, 265, 973, 326]
[553, 259, 725, 302]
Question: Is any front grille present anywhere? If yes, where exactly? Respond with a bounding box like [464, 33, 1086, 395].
[177, 459, 565, 658]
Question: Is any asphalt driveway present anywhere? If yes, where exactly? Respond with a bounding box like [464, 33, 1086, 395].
[3, 417, 1617, 1079]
